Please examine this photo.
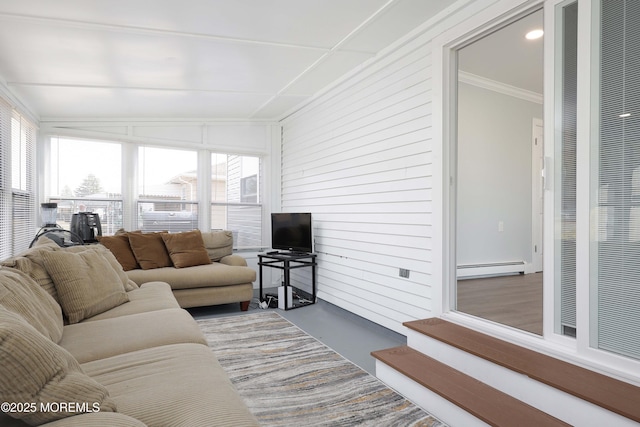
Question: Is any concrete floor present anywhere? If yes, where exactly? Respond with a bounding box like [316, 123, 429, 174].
[187, 289, 406, 375]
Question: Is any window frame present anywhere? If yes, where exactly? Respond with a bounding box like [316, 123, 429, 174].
[431, 0, 640, 383]
[45, 137, 264, 250]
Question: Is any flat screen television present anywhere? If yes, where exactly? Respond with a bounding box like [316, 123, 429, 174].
[271, 213, 312, 253]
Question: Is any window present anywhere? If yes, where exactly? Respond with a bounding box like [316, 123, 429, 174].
[10, 112, 35, 254]
[555, 0, 578, 337]
[0, 97, 36, 258]
[211, 154, 262, 249]
[45, 138, 263, 249]
[138, 146, 198, 232]
[49, 138, 123, 234]
[589, 0, 640, 359]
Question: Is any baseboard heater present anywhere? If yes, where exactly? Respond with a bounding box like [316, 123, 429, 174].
[457, 261, 525, 278]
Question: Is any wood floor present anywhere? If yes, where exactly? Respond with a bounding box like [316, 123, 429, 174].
[456, 272, 543, 335]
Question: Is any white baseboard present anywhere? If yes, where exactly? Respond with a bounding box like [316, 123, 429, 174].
[457, 261, 526, 278]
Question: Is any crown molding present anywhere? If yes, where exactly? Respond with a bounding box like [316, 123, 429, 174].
[458, 71, 543, 104]
[0, 76, 39, 124]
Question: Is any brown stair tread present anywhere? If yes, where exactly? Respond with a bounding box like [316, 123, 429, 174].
[404, 318, 640, 422]
[372, 346, 570, 427]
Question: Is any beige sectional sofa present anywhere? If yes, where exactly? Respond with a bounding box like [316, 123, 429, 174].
[98, 230, 256, 311]
[0, 238, 259, 426]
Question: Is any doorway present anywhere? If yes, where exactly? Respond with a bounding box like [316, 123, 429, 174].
[454, 8, 544, 334]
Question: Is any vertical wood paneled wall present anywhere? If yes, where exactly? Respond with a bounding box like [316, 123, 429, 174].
[281, 39, 435, 333]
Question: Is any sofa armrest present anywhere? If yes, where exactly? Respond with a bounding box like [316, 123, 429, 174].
[43, 412, 148, 427]
[219, 254, 248, 267]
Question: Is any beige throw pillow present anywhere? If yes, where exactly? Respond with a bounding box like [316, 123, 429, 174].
[0, 267, 63, 343]
[0, 308, 117, 426]
[64, 245, 139, 291]
[42, 250, 129, 324]
[0, 243, 61, 302]
[161, 230, 212, 268]
[201, 230, 233, 261]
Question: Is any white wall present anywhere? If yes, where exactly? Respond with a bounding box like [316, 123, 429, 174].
[278, 0, 512, 334]
[456, 82, 542, 267]
[280, 37, 436, 334]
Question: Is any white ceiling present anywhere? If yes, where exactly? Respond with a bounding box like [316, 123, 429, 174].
[0, 0, 457, 121]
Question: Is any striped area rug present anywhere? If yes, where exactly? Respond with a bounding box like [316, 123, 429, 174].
[197, 311, 446, 427]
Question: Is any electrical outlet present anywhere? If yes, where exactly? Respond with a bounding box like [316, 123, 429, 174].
[498, 221, 504, 232]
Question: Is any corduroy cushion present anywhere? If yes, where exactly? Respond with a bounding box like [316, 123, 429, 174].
[0, 239, 61, 302]
[0, 308, 117, 426]
[60, 308, 207, 363]
[83, 282, 179, 322]
[201, 230, 233, 261]
[41, 250, 129, 324]
[35, 412, 147, 427]
[97, 235, 139, 271]
[161, 230, 211, 268]
[0, 267, 63, 343]
[126, 262, 256, 289]
[127, 232, 173, 270]
[65, 245, 139, 291]
[82, 343, 259, 427]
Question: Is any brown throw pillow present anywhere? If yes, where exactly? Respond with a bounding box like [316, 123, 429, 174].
[161, 230, 212, 268]
[0, 308, 117, 426]
[42, 250, 129, 324]
[127, 232, 173, 270]
[97, 234, 139, 271]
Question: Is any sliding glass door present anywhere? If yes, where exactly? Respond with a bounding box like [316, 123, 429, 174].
[589, 0, 640, 359]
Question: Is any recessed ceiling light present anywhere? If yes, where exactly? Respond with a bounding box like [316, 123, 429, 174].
[525, 29, 544, 40]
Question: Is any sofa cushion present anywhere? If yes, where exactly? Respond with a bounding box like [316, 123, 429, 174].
[126, 262, 256, 290]
[42, 250, 129, 324]
[97, 235, 139, 271]
[127, 232, 173, 270]
[65, 245, 139, 291]
[60, 308, 207, 363]
[85, 282, 179, 322]
[82, 343, 259, 427]
[201, 230, 233, 261]
[0, 241, 60, 302]
[0, 308, 117, 426]
[38, 412, 148, 427]
[0, 267, 63, 343]
[161, 230, 211, 268]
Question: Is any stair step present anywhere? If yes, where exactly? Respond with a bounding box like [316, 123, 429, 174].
[372, 346, 570, 427]
[404, 318, 640, 423]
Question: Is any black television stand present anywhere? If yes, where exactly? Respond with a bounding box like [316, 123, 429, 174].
[266, 250, 310, 256]
[258, 252, 317, 310]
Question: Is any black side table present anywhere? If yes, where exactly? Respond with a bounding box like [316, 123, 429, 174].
[258, 252, 317, 310]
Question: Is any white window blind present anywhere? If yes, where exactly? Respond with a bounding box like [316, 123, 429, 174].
[0, 97, 36, 258]
[11, 111, 36, 253]
[592, 0, 640, 359]
[0, 97, 12, 260]
[557, 1, 578, 336]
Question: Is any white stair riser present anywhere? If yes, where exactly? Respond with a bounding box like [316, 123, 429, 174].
[375, 360, 490, 427]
